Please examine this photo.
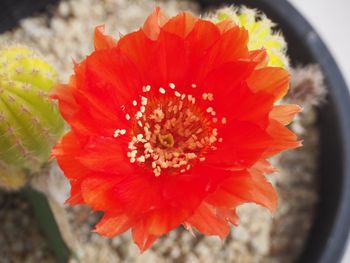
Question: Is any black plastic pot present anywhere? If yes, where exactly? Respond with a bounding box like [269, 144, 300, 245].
[198, 1, 350, 262]
[2, 0, 350, 262]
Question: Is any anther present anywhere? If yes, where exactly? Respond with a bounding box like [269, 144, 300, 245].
[141, 96, 148, 105]
[143, 85, 151, 92]
[206, 107, 213, 113]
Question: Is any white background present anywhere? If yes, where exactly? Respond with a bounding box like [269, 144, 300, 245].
[287, 0, 350, 262]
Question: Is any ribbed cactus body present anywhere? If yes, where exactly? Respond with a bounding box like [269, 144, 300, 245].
[0, 46, 64, 173]
[210, 6, 289, 68]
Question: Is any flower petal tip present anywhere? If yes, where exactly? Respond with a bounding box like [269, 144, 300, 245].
[94, 25, 118, 50]
[183, 222, 196, 237]
[142, 6, 168, 40]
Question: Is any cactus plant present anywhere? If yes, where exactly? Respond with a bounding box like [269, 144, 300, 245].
[0, 45, 64, 189]
[208, 6, 289, 68]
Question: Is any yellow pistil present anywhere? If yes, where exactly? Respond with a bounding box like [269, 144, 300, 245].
[159, 133, 175, 148]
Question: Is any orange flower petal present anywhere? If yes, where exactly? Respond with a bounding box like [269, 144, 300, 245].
[132, 222, 158, 252]
[264, 119, 302, 157]
[270, 104, 302, 125]
[94, 25, 118, 50]
[217, 208, 239, 226]
[247, 67, 290, 100]
[205, 120, 272, 169]
[187, 202, 230, 239]
[142, 207, 192, 236]
[77, 137, 132, 174]
[142, 6, 169, 40]
[216, 19, 236, 33]
[186, 19, 221, 62]
[81, 175, 125, 211]
[162, 11, 198, 38]
[52, 132, 90, 180]
[50, 84, 78, 125]
[249, 159, 277, 176]
[249, 49, 269, 69]
[94, 213, 133, 237]
[208, 170, 278, 213]
[65, 180, 84, 205]
[204, 26, 249, 68]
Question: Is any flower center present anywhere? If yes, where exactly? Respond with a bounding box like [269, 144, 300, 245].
[115, 83, 226, 177]
[158, 133, 174, 148]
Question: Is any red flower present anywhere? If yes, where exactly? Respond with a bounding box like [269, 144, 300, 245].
[52, 8, 301, 251]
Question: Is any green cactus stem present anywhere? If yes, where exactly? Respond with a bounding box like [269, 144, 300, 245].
[0, 45, 64, 175]
[22, 187, 71, 263]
